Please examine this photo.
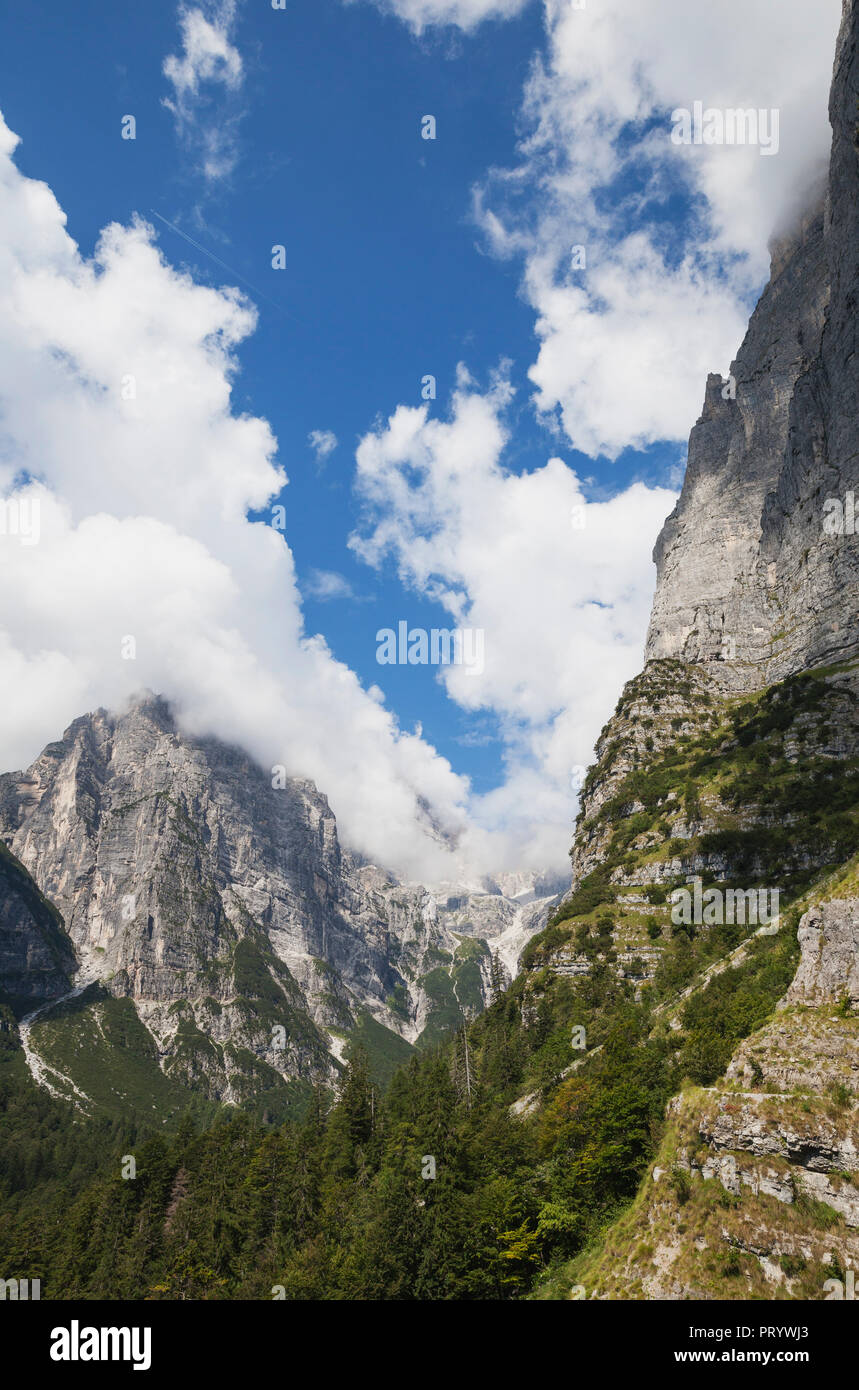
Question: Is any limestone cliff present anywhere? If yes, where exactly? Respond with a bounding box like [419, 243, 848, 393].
[526, 0, 859, 1300]
[0, 840, 76, 1011]
[646, 0, 859, 690]
[567, 875, 859, 1299]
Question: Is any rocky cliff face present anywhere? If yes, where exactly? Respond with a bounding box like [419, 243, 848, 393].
[527, 0, 859, 1300]
[553, 0, 859, 963]
[646, 0, 859, 692]
[0, 696, 560, 1112]
[0, 841, 76, 1010]
[645, 210, 830, 690]
[568, 880, 859, 1300]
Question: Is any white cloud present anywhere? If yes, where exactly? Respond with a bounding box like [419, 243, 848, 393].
[350, 368, 677, 866]
[520, 236, 750, 459]
[308, 429, 338, 465]
[0, 109, 676, 881]
[303, 569, 359, 602]
[472, 0, 843, 458]
[346, 0, 530, 34]
[162, 2, 245, 180]
[1, 0, 843, 882]
[347, 0, 840, 457]
[0, 111, 473, 883]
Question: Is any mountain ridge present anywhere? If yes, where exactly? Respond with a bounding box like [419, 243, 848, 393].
[1, 0, 857, 1307]
[0, 693, 562, 1115]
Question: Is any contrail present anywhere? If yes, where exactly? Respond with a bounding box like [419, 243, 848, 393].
[149, 208, 293, 315]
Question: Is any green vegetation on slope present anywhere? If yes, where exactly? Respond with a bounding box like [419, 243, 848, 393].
[1, 663, 858, 1298]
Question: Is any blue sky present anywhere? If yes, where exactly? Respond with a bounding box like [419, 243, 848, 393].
[3, 0, 556, 792]
[0, 0, 843, 879]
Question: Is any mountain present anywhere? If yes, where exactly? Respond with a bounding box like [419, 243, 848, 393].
[521, 0, 859, 1298]
[649, 7, 858, 695]
[0, 695, 562, 1119]
[1, 0, 857, 1309]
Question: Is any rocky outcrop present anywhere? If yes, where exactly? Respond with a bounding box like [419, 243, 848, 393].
[785, 897, 859, 1006]
[569, 882, 859, 1298]
[645, 208, 830, 689]
[0, 841, 76, 1008]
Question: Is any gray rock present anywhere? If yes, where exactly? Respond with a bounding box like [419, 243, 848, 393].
[0, 696, 561, 1097]
[646, 0, 859, 691]
[786, 898, 859, 1006]
[0, 843, 76, 1007]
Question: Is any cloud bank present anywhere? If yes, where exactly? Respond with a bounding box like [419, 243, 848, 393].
[350, 366, 675, 866]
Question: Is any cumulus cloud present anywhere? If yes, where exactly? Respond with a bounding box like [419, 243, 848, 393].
[520, 236, 754, 459]
[350, 366, 677, 866]
[162, 1, 245, 180]
[470, 0, 843, 457]
[0, 111, 472, 882]
[1, 0, 845, 882]
[308, 429, 338, 465]
[0, 109, 679, 880]
[346, 0, 530, 34]
[346, 0, 841, 457]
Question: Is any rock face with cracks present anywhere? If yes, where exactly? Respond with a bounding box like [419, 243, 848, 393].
[548, 0, 859, 1301]
[0, 696, 561, 1109]
[646, 0, 859, 693]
